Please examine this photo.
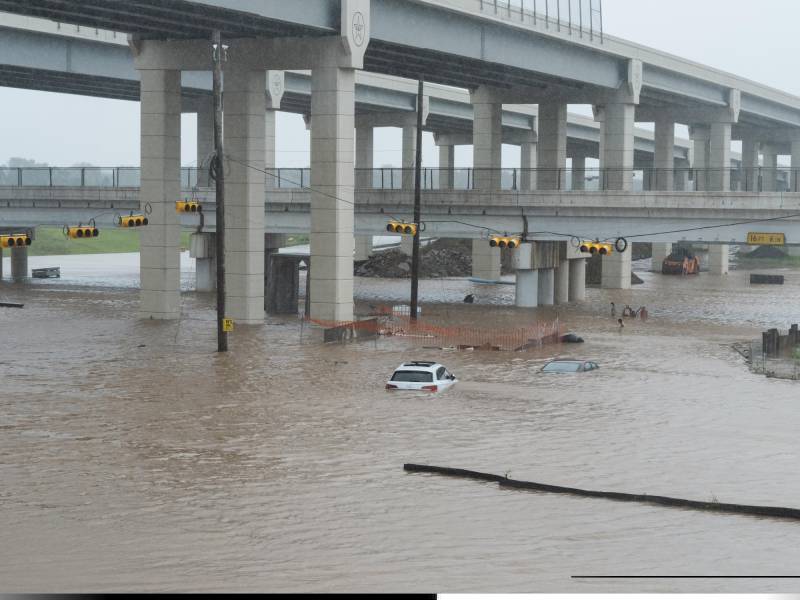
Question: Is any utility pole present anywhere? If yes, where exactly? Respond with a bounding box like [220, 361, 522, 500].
[410, 77, 424, 320]
[212, 30, 228, 352]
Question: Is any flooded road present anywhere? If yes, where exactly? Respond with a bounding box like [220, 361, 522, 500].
[2, 253, 800, 592]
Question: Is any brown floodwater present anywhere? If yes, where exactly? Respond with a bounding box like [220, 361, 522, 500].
[2, 253, 800, 592]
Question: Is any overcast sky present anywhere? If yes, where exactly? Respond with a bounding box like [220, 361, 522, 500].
[1, 0, 798, 169]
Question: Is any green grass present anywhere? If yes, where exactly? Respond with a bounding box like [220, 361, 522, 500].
[737, 256, 800, 269]
[26, 226, 192, 256]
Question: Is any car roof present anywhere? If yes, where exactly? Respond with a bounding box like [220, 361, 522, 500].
[394, 361, 442, 371]
[547, 359, 587, 364]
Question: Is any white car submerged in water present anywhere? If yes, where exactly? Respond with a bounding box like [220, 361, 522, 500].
[386, 361, 458, 392]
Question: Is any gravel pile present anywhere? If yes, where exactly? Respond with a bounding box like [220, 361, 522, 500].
[355, 243, 472, 278]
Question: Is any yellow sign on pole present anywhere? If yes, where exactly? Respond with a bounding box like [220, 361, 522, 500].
[222, 318, 234, 332]
[746, 232, 785, 246]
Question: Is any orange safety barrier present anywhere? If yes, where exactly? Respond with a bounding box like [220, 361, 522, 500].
[303, 312, 561, 351]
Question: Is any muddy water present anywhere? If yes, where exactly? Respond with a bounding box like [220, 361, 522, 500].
[2, 254, 800, 592]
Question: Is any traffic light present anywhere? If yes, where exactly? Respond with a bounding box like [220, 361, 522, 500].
[386, 221, 417, 236]
[119, 213, 149, 228]
[176, 200, 201, 213]
[489, 236, 521, 249]
[0, 233, 31, 248]
[579, 241, 613, 256]
[67, 225, 99, 239]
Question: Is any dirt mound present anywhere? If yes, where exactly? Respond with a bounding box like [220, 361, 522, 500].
[741, 245, 788, 259]
[355, 238, 514, 279]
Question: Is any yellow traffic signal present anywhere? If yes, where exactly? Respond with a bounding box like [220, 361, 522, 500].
[0, 233, 32, 248]
[67, 225, 99, 239]
[386, 221, 417, 236]
[579, 241, 613, 256]
[176, 200, 201, 213]
[489, 236, 521, 249]
[119, 213, 149, 228]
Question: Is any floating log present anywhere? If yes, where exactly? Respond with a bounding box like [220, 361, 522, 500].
[404, 463, 800, 522]
[0, 302, 23, 308]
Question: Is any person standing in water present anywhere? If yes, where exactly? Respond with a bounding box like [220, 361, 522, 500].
[611, 302, 616, 317]
[618, 318, 624, 332]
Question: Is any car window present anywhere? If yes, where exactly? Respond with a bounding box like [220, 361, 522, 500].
[436, 367, 446, 381]
[591, 363, 599, 370]
[391, 370, 433, 382]
[542, 362, 582, 373]
[583, 363, 593, 371]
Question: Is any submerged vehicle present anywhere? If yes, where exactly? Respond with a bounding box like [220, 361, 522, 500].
[541, 360, 599, 373]
[662, 247, 701, 275]
[386, 361, 457, 392]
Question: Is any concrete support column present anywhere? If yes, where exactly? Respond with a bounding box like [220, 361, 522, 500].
[139, 69, 181, 320]
[741, 137, 760, 192]
[654, 118, 675, 191]
[471, 87, 503, 191]
[356, 125, 374, 189]
[651, 242, 672, 272]
[196, 96, 214, 186]
[400, 235, 413, 257]
[708, 122, 731, 191]
[309, 62, 355, 322]
[472, 239, 501, 281]
[0, 247, 3, 280]
[223, 65, 266, 324]
[762, 148, 778, 192]
[10, 246, 27, 282]
[792, 140, 800, 192]
[537, 268, 555, 306]
[554, 259, 570, 304]
[537, 102, 567, 190]
[708, 244, 729, 275]
[190, 232, 216, 292]
[601, 245, 632, 290]
[691, 126, 710, 191]
[354, 236, 373, 261]
[515, 269, 538, 308]
[520, 141, 537, 191]
[402, 123, 417, 189]
[438, 144, 454, 190]
[568, 259, 586, 302]
[602, 103, 635, 191]
[674, 159, 690, 191]
[265, 108, 278, 190]
[570, 154, 586, 191]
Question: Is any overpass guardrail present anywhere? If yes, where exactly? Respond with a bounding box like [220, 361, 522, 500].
[0, 166, 797, 193]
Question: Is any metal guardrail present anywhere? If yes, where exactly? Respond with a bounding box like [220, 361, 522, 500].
[479, 0, 604, 43]
[0, 166, 796, 193]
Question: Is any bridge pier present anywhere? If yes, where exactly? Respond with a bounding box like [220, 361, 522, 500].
[354, 235, 373, 261]
[741, 136, 759, 192]
[10, 245, 27, 281]
[515, 268, 538, 308]
[472, 240, 501, 281]
[708, 244, 729, 276]
[569, 258, 586, 303]
[762, 146, 778, 192]
[654, 118, 675, 191]
[519, 139, 537, 191]
[438, 144, 454, 190]
[196, 96, 214, 186]
[308, 47, 356, 323]
[651, 243, 672, 272]
[601, 245, 632, 290]
[138, 68, 181, 320]
[190, 232, 216, 292]
[570, 154, 586, 191]
[355, 124, 374, 260]
[538, 102, 567, 190]
[601, 102, 636, 191]
[554, 259, 570, 304]
[792, 138, 800, 192]
[537, 268, 555, 306]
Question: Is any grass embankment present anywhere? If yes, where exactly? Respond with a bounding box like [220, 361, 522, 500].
[26, 227, 192, 256]
[26, 228, 309, 256]
[737, 256, 800, 269]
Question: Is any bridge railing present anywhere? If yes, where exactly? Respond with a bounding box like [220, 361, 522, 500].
[0, 166, 796, 192]
[478, 0, 604, 43]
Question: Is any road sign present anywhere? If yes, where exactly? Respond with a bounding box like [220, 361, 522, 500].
[222, 318, 234, 332]
[746, 232, 785, 246]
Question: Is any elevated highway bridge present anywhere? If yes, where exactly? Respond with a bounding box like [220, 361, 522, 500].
[0, 1, 799, 318]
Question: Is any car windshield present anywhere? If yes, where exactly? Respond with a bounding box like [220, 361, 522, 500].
[542, 361, 583, 373]
[391, 370, 434, 382]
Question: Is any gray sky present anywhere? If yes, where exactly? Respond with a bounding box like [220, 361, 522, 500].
[1, 0, 798, 168]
